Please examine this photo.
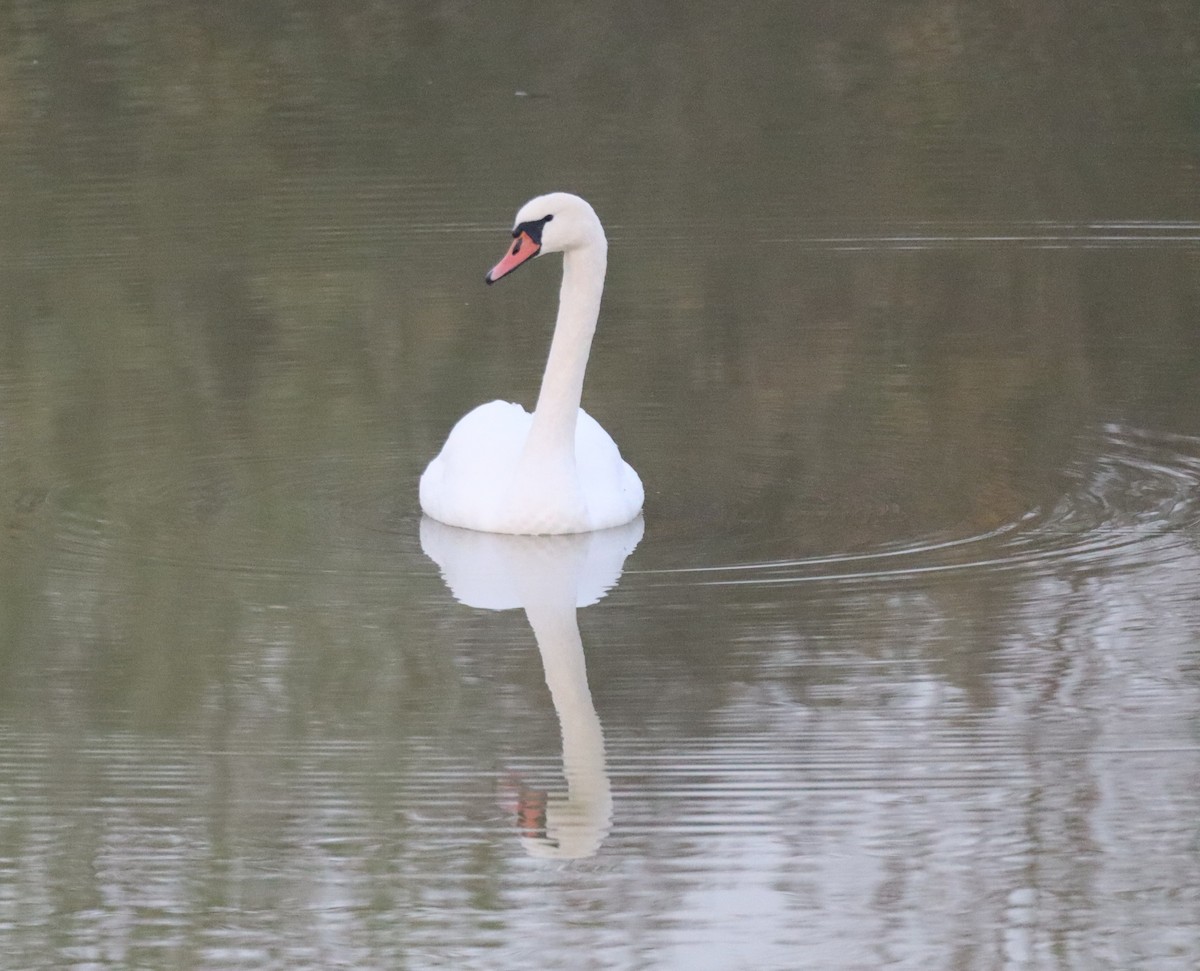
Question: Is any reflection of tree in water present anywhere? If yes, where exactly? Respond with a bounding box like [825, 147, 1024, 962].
[7, 2, 1193, 201]
[0, 0, 1196, 784]
[0, 9, 1195, 961]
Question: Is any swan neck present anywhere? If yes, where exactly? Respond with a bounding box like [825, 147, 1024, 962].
[525, 243, 607, 458]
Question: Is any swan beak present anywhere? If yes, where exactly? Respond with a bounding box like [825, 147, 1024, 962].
[485, 231, 540, 284]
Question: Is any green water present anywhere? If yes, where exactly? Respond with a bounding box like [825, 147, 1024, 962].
[1, 3, 1198, 968]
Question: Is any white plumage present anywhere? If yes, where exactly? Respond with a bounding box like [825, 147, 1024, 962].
[420, 193, 643, 535]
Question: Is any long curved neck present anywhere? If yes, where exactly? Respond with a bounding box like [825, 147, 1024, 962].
[523, 241, 607, 461]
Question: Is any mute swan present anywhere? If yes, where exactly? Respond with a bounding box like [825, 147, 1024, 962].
[420, 193, 644, 535]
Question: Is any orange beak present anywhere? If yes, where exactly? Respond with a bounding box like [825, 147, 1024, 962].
[485, 230, 540, 284]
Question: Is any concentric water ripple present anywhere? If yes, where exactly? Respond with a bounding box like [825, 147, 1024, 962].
[636, 424, 1200, 589]
[36, 423, 1200, 592]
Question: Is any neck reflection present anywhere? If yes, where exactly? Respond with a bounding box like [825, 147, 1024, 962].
[420, 517, 642, 859]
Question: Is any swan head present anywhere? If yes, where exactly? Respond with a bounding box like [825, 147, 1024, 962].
[485, 192, 605, 285]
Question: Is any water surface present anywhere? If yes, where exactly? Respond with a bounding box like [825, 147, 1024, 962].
[1, 3, 1199, 969]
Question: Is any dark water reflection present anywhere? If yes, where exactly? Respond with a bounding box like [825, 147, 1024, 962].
[2, 2, 1199, 968]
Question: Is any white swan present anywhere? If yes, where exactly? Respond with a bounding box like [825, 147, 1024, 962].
[420, 193, 644, 535]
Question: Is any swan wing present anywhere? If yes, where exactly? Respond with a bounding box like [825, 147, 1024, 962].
[576, 409, 644, 530]
[420, 401, 531, 530]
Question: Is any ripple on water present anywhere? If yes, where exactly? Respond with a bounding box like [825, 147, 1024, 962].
[34, 422, 1200, 592]
[45, 449, 428, 582]
[634, 424, 1200, 589]
[613, 218, 1200, 254]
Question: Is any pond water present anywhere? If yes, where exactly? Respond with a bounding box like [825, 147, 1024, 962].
[1, 3, 1199, 969]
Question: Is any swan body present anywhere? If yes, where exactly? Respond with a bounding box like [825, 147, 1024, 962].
[420, 193, 643, 535]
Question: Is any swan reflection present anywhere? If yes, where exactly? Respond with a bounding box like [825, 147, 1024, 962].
[421, 516, 642, 858]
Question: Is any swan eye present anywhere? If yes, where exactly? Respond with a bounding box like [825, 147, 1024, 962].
[513, 214, 554, 246]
